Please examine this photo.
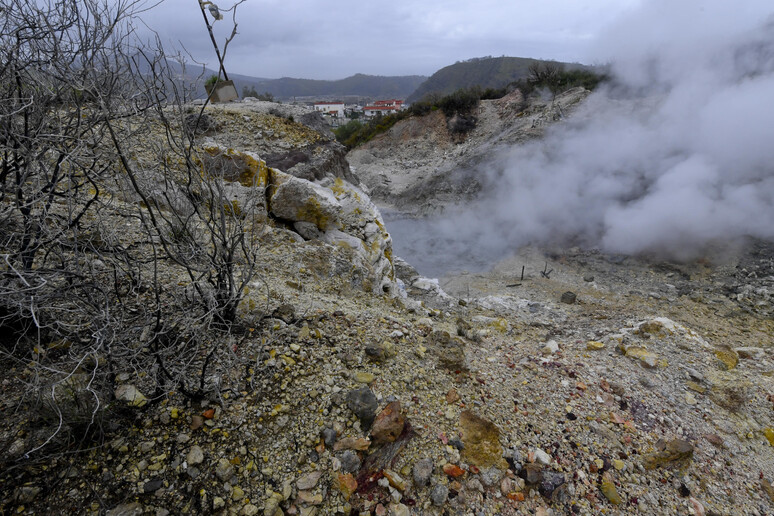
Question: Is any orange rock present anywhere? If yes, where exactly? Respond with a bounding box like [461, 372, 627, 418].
[371, 401, 405, 443]
[507, 492, 525, 502]
[334, 437, 371, 451]
[610, 412, 626, 425]
[442, 463, 465, 478]
[446, 389, 460, 404]
[336, 473, 357, 500]
[576, 381, 588, 391]
[202, 408, 216, 419]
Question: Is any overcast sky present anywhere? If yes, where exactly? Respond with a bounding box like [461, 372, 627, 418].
[139, 0, 643, 80]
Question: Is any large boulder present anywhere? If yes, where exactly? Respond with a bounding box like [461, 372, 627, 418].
[269, 168, 342, 230]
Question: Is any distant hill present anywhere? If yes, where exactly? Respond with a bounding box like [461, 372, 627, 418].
[243, 73, 428, 100]
[151, 60, 426, 101]
[406, 56, 593, 103]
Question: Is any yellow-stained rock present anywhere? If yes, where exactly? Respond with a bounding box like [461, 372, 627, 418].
[764, 428, 774, 447]
[460, 410, 507, 470]
[715, 349, 739, 370]
[599, 472, 622, 504]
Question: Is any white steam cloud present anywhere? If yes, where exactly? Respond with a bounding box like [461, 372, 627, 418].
[390, 0, 774, 275]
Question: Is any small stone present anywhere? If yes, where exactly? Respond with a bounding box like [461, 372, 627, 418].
[539, 471, 565, 498]
[624, 347, 661, 368]
[612, 459, 625, 471]
[446, 388, 460, 404]
[213, 497, 225, 510]
[599, 472, 622, 504]
[460, 410, 507, 470]
[215, 458, 235, 481]
[338, 450, 362, 474]
[519, 463, 543, 485]
[15, 486, 41, 504]
[500, 477, 515, 496]
[390, 503, 410, 516]
[466, 478, 484, 493]
[762, 479, 774, 502]
[428, 330, 468, 371]
[764, 428, 774, 447]
[583, 275, 595, 282]
[346, 387, 378, 430]
[353, 371, 375, 384]
[272, 303, 296, 323]
[735, 347, 764, 359]
[114, 384, 147, 407]
[187, 445, 204, 466]
[689, 497, 706, 516]
[296, 471, 322, 491]
[232, 486, 245, 501]
[412, 458, 433, 486]
[430, 485, 449, 506]
[240, 504, 259, 516]
[586, 341, 605, 350]
[560, 291, 577, 304]
[143, 479, 163, 494]
[448, 438, 464, 450]
[383, 469, 407, 491]
[534, 448, 551, 465]
[321, 427, 337, 447]
[371, 401, 405, 443]
[7, 439, 25, 458]
[686, 381, 706, 394]
[643, 439, 694, 470]
[190, 415, 204, 431]
[365, 342, 386, 362]
[541, 340, 559, 355]
[479, 466, 504, 487]
[333, 437, 370, 451]
[715, 349, 739, 370]
[443, 463, 465, 478]
[335, 473, 358, 500]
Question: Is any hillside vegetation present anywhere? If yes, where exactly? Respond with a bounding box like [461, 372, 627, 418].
[338, 65, 606, 149]
[406, 56, 597, 103]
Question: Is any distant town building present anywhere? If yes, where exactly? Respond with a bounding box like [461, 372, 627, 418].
[363, 99, 405, 117]
[313, 102, 345, 117]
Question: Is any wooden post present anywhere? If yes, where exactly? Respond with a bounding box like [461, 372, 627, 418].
[197, 1, 229, 81]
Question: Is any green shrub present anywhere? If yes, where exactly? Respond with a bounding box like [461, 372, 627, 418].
[204, 74, 219, 94]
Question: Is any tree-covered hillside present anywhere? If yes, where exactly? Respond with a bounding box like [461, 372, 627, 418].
[406, 56, 595, 103]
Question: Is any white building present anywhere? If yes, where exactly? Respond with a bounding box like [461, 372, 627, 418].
[363, 99, 405, 117]
[313, 102, 345, 118]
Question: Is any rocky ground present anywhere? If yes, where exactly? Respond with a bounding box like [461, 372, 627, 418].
[1, 97, 773, 516]
[347, 88, 590, 216]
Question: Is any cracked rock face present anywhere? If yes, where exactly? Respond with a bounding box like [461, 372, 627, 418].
[200, 142, 397, 296]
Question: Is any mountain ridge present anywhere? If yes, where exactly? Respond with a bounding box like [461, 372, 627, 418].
[407, 56, 595, 103]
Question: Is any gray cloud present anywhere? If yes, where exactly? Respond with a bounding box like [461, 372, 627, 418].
[138, 0, 639, 79]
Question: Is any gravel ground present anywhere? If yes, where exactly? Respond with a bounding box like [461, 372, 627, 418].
[1, 101, 772, 516]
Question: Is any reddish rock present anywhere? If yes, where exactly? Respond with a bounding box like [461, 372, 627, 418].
[334, 437, 371, 451]
[336, 473, 358, 500]
[371, 401, 405, 444]
[443, 463, 465, 478]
